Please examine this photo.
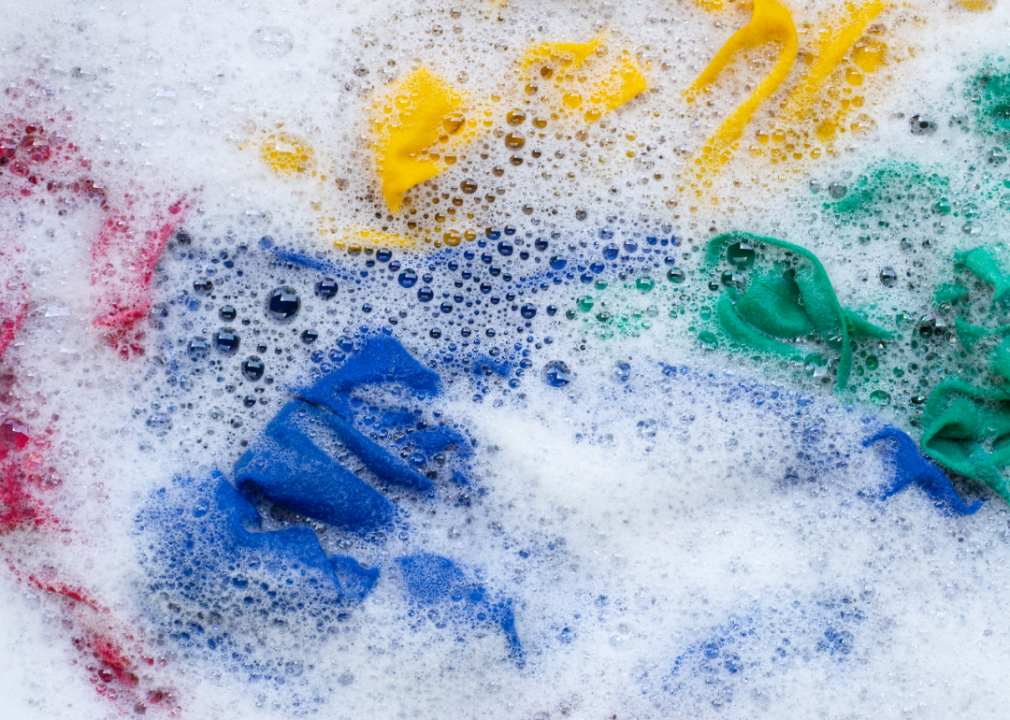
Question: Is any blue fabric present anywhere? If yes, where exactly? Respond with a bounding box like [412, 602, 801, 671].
[234, 400, 398, 533]
[298, 334, 441, 404]
[864, 427, 985, 515]
[398, 553, 524, 666]
[142, 332, 523, 664]
[137, 472, 378, 617]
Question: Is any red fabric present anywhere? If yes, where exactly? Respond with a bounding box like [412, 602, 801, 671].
[0, 115, 186, 714]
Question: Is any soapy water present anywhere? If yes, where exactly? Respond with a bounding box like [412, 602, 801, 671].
[3, 1, 1010, 719]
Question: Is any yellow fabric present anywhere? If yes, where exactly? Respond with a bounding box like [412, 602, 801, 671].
[775, 0, 888, 142]
[685, 0, 798, 182]
[519, 36, 648, 121]
[372, 67, 464, 213]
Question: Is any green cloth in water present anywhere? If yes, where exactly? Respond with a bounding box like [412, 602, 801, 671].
[704, 232, 892, 391]
[955, 245, 1010, 304]
[920, 379, 1010, 504]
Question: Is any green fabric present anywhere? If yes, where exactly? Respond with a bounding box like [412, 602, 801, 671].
[933, 282, 969, 305]
[920, 379, 1010, 504]
[955, 245, 1010, 303]
[704, 232, 892, 391]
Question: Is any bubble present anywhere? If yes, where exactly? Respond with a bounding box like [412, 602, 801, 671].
[268, 287, 301, 321]
[399, 269, 418, 288]
[375, 249, 393, 263]
[879, 268, 898, 287]
[549, 256, 567, 270]
[219, 305, 237, 322]
[242, 356, 265, 381]
[623, 240, 638, 253]
[726, 242, 755, 268]
[520, 304, 537, 319]
[214, 329, 240, 354]
[827, 182, 848, 200]
[535, 238, 549, 252]
[418, 287, 434, 302]
[636, 277, 655, 293]
[145, 414, 172, 437]
[543, 360, 573, 387]
[193, 279, 213, 295]
[187, 337, 210, 360]
[315, 278, 338, 299]
[300, 330, 318, 344]
[251, 26, 294, 58]
[667, 268, 686, 284]
[909, 114, 937, 135]
[498, 241, 513, 256]
[603, 244, 619, 260]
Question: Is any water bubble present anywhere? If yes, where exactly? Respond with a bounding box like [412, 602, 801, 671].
[375, 248, 393, 262]
[534, 238, 548, 251]
[243, 395, 257, 408]
[268, 287, 300, 321]
[219, 305, 237, 321]
[623, 240, 638, 253]
[430, 328, 442, 339]
[590, 261, 605, 274]
[418, 287, 434, 302]
[251, 26, 294, 58]
[909, 115, 937, 135]
[193, 279, 213, 295]
[726, 242, 755, 268]
[300, 329, 318, 344]
[636, 277, 655, 293]
[214, 329, 240, 354]
[602, 243, 619, 260]
[315, 278, 338, 299]
[460, 179, 478, 194]
[827, 182, 847, 200]
[440, 302, 453, 313]
[497, 240, 513, 256]
[399, 269, 418, 288]
[577, 296, 594, 312]
[242, 356, 265, 381]
[145, 414, 172, 437]
[667, 268, 686, 284]
[549, 255, 567, 270]
[870, 390, 891, 406]
[520, 304, 537, 319]
[187, 337, 210, 360]
[698, 331, 719, 350]
[637, 419, 658, 438]
[543, 360, 573, 387]
[879, 268, 898, 287]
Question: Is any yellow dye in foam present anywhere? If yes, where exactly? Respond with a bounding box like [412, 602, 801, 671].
[685, 0, 798, 185]
[330, 225, 416, 251]
[372, 67, 465, 213]
[771, 0, 888, 150]
[257, 132, 315, 176]
[519, 36, 648, 121]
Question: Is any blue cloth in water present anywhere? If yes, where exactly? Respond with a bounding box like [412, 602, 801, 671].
[144, 333, 522, 662]
[398, 553, 524, 666]
[864, 427, 985, 515]
[138, 472, 378, 615]
[234, 400, 399, 533]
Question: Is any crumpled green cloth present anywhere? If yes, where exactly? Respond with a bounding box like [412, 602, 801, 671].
[919, 243, 1010, 503]
[704, 232, 891, 391]
[921, 379, 1010, 504]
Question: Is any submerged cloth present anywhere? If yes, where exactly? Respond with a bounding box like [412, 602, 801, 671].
[702, 232, 892, 391]
[140, 333, 524, 664]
